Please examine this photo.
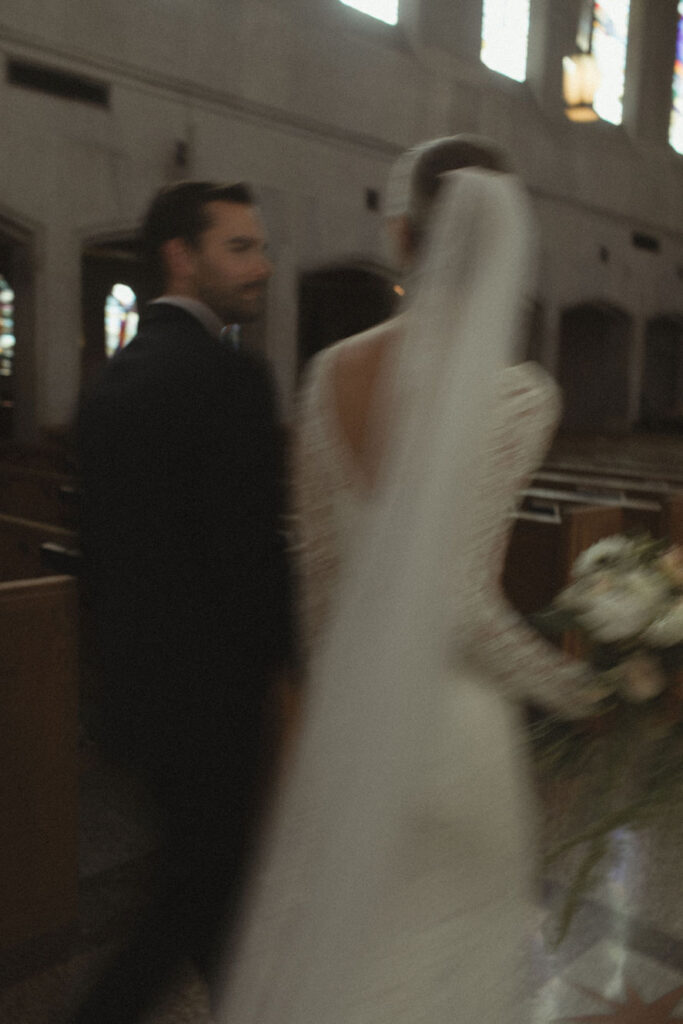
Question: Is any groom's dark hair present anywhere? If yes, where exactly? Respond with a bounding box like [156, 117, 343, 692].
[140, 180, 255, 293]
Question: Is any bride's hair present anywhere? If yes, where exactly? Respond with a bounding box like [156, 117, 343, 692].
[385, 134, 510, 253]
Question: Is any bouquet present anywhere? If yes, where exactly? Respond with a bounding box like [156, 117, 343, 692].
[530, 534, 683, 944]
[535, 533, 683, 702]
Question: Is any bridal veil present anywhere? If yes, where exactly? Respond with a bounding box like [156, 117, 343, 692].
[217, 165, 536, 1022]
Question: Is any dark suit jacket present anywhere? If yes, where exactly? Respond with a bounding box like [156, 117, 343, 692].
[77, 303, 293, 764]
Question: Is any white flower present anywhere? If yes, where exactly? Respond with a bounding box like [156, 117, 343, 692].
[555, 571, 612, 613]
[657, 546, 683, 586]
[625, 567, 669, 604]
[617, 654, 667, 703]
[576, 570, 666, 643]
[643, 597, 683, 647]
[578, 595, 645, 643]
[572, 536, 635, 580]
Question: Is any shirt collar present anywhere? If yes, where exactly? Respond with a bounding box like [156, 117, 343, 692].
[151, 296, 227, 341]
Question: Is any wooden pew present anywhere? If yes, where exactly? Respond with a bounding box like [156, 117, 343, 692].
[0, 515, 98, 740]
[0, 575, 79, 951]
[543, 456, 683, 488]
[531, 470, 683, 546]
[0, 513, 79, 583]
[0, 440, 74, 475]
[522, 485, 662, 537]
[662, 491, 683, 549]
[503, 502, 623, 616]
[0, 462, 77, 529]
[535, 468, 675, 496]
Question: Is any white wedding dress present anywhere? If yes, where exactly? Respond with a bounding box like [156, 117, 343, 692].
[217, 170, 589, 1024]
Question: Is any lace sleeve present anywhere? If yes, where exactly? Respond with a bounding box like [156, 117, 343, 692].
[289, 360, 342, 657]
[464, 588, 592, 719]
[460, 376, 593, 719]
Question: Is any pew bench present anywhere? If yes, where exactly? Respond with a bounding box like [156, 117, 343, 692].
[0, 513, 79, 583]
[522, 486, 662, 537]
[0, 575, 79, 951]
[543, 456, 683, 489]
[0, 462, 77, 529]
[534, 469, 674, 498]
[503, 501, 623, 616]
[529, 473, 683, 547]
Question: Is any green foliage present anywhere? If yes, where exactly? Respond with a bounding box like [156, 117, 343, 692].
[532, 707, 683, 947]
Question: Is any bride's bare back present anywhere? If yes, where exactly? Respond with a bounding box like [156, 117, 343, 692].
[329, 320, 399, 488]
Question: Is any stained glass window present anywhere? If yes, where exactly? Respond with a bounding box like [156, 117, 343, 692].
[0, 276, 15, 381]
[480, 0, 530, 83]
[591, 0, 631, 125]
[670, 1, 683, 154]
[104, 283, 138, 358]
[338, 0, 398, 25]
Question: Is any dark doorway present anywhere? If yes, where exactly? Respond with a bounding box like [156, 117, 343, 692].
[297, 263, 398, 372]
[640, 315, 683, 429]
[557, 303, 632, 433]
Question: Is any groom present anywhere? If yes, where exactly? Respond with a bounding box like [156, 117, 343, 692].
[75, 181, 293, 1021]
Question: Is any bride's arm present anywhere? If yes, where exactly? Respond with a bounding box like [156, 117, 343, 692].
[459, 387, 596, 720]
[462, 582, 595, 718]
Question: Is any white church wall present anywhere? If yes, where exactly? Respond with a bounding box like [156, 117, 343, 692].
[0, 0, 681, 434]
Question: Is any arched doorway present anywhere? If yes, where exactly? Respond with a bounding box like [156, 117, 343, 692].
[639, 315, 683, 429]
[81, 235, 153, 390]
[297, 262, 399, 371]
[557, 302, 632, 433]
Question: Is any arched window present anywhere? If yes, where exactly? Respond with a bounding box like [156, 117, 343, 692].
[670, 1, 683, 154]
[480, 0, 530, 83]
[0, 275, 15, 382]
[104, 283, 138, 358]
[338, 0, 398, 25]
[591, 0, 631, 125]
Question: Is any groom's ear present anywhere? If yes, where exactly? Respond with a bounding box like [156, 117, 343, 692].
[388, 215, 417, 266]
[160, 236, 196, 289]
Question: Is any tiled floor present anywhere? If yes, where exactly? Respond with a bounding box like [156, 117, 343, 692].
[530, 712, 683, 1022]
[2, 724, 681, 1023]
[0, 755, 212, 1023]
[534, 878, 683, 1019]
[531, 940, 683, 1021]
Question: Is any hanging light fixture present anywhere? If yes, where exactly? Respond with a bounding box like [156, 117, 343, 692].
[563, 0, 600, 122]
[563, 51, 600, 121]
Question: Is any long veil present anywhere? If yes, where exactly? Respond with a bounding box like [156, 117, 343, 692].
[218, 168, 535, 1022]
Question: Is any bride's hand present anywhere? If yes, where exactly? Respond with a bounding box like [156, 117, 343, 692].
[566, 668, 616, 719]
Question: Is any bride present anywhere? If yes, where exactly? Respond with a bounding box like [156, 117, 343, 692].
[216, 136, 596, 1023]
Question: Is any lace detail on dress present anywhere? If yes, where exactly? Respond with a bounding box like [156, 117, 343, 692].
[293, 357, 589, 717]
[459, 362, 590, 718]
[290, 348, 356, 655]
